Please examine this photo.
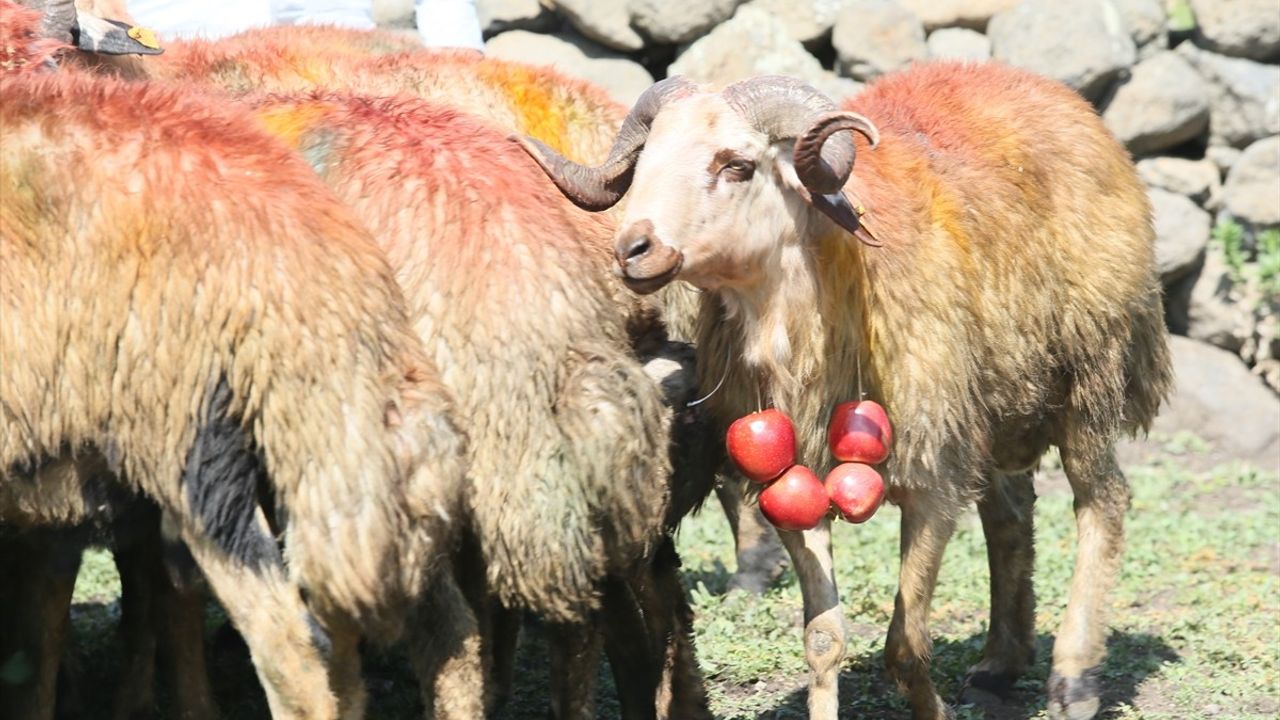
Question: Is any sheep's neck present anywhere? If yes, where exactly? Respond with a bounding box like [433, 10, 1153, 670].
[720, 220, 868, 416]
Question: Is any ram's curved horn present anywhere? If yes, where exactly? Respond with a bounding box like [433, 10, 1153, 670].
[514, 76, 697, 211]
[723, 75, 877, 195]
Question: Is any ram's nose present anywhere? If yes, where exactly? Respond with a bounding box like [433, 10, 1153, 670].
[613, 221, 682, 295]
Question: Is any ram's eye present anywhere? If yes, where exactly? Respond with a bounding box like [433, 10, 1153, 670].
[720, 158, 755, 182]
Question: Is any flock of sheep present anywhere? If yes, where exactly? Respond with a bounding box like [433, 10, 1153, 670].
[0, 1, 1174, 720]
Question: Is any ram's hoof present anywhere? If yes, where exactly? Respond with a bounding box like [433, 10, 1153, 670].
[1046, 669, 1101, 720]
[962, 667, 1019, 696]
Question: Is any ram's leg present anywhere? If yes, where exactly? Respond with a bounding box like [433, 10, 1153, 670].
[777, 521, 845, 720]
[965, 471, 1037, 695]
[155, 571, 217, 720]
[602, 576, 659, 720]
[179, 527, 338, 720]
[885, 489, 957, 720]
[0, 528, 83, 720]
[325, 618, 366, 720]
[641, 538, 711, 720]
[547, 621, 602, 720]
[408, 576, 485, 720]
[1048, 437, 1128, 720]
[111, 532, 160, 720]
[716, 481, 788, 594]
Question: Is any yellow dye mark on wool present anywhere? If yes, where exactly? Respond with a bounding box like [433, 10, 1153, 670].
[127, 26, 161, 50]
[489, 65, 571, 156]
[256, 103, 327, 149]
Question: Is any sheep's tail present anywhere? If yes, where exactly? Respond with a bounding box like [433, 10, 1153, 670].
[1119, 278, 1174, 436]
[475, 344, 671, 623]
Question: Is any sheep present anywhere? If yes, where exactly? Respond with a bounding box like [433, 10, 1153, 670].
[245, 89, 714, 719]
[11, 10, 713, 715]
[0, 6, 224, 719]
[518, 64, 1175, 720]
[0, 67, 475, 719]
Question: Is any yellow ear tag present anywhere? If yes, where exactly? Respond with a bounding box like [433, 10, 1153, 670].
[127, 26, 161, 50]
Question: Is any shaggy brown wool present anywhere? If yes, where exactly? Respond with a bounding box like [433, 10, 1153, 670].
[0, 73, 467, 719]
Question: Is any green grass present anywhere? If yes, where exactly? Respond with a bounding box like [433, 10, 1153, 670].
[59, 449, 1280, 718]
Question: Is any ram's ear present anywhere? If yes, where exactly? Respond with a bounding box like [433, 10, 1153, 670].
[75, 11, 163, 55]
[809, 190, 863, 236]
[777, 152, 882, 247]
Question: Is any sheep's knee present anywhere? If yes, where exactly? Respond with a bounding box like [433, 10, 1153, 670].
[804, 608, 845, 680]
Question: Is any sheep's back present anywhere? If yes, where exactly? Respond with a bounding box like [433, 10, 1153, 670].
[252, 92, 671, 621]
[818, 61, 1169, 481]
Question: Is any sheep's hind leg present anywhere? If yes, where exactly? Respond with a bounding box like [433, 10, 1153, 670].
[602, 537, 711, 720]
[0, 528, 84, 720]
[154, 569, 217, 720]
[179, 526, 339, 720]
[111, 522, 161, 720]
[964, 471, 1037, 696]
[885, 489, 958, 720]
[776, 521, 846, 720]
[1048, 436, 1129, 720]
[547, 621, 602, 720]
[408, 575, 486, 720]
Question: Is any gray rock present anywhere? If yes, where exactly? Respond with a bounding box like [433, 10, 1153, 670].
[1152, 335, 1280, 467]
[1190, 0, 1280, 62]
[1113, 0, 1167, 58]
[1222, 135, 1280, 233]
[744, 0, 852, 45]
[372, 0, 415, 27]
[553, 0, 645, 52]
[1206, 142, 1244, 175]
[1150, 188, 1211, 283]
[832, 0, 927, 81]
[1184, 243, 1254, 353]
[988, 0, 1136, 102]
[926, 27, 991, 61]
[813, 72, 865, 102]
[485, 30, 654, 106]
[1103, 51, 1209, 156]
[1137, 156, 1222, 208]
[669, 5, 832, 90]
[897, 0, 1019, 31]
[1178, 43, 1280, 149]
[476, 0, 556, 36]
[631, 0, 747, 45]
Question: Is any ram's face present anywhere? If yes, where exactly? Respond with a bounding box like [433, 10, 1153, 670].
[516, 75, 878, 296]
[614, 95, 799, 294]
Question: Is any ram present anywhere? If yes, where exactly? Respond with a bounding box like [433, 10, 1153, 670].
[249, 90, 713, 719]
[522, 66, 1173, 720]
[0, 65, 473, 719]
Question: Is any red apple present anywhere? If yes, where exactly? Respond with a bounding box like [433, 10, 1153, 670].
[824, 463, 886, 524]
[758, 465, 829, 531]
[726, 409, 797, 483]
[827, 400, 893, 464]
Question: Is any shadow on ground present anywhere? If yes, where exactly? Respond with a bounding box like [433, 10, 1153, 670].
[733, 631, 1179, 720]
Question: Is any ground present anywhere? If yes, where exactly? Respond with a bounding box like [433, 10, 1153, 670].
[57, 432, 1279, 719]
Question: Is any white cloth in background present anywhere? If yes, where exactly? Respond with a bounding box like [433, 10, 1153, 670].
[128, 0, 483, 50]
[415, 0, 483, 51]
[128, 0, 272, 40]
[273, 0, 375, 29]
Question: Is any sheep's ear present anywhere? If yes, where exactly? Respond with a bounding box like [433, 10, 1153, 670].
[75, 12, 163, 55]
[809, 191, 862, 236]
